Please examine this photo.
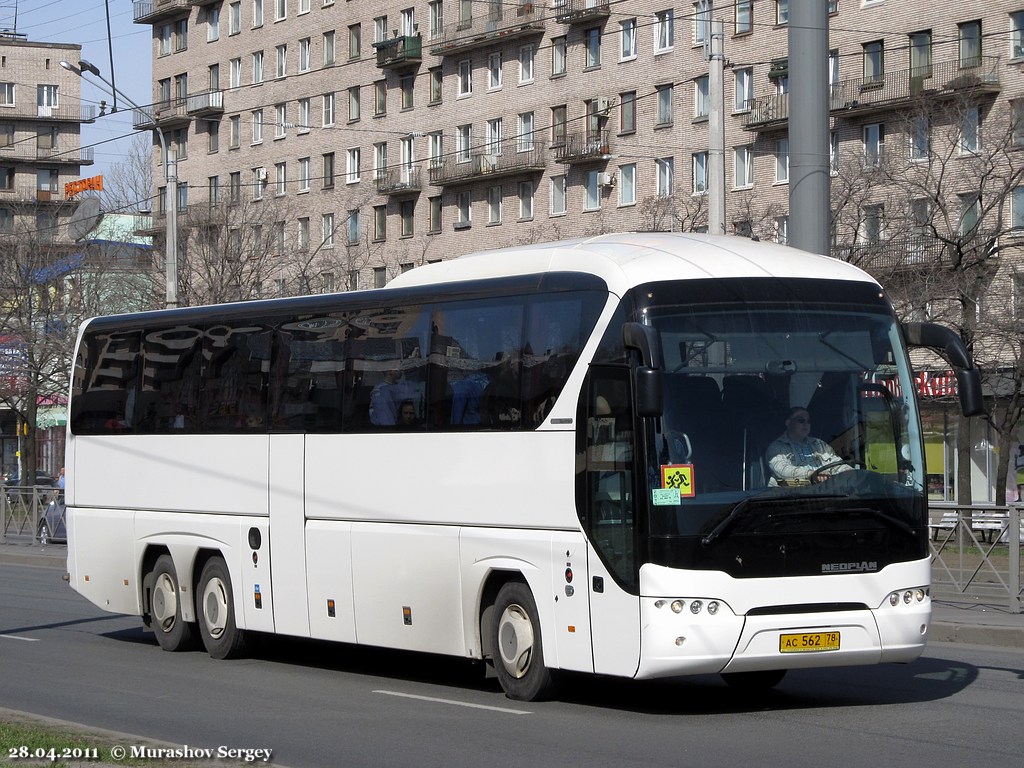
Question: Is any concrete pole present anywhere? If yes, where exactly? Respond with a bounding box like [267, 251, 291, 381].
[788, 0, 830, 255]
[164, 146, 179, 308]
[708, 18, 726, 235]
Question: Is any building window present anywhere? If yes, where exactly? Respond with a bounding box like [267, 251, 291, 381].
[694, 75, 709, 119]
[551, 104, 567, 146]
[733, 146, 753, 188]
[619, 163, 636, 205]
[317, 95, 333, 129]
[299, 37, 311, 72]
[488, 185, 503, 223]
[656, 157, 674, 197]
[584, 170, 600, 211]
[429, 67, 443, 104]
[775, 138, 789, 183]
[863, 41, 883, 84]
[275, 161, 286, 195]
[774, 216, 789, 245]
[428, 195, 442, 233]
[374, 15, 388, 44]
[298, 157, 310, 192]
[320, 213, 334, 247]
[252, 50, 264, 83]
[620, 19, 637, 61]
[229, 2, 241, 34]
[910, 116, 929, 160]
[229, 115, 240, 148]
[346, 148, 361, 183]
[1013, 13, 1024, 59]
[458, 60, 473, 96]
[519, 44, 535, 84]
[909, 31, 932, 77]
[620, 90, 636, 133]
[959, 20, 982, 68]
[863, 123, 884, 167]
[735, 0, 752, 35]
[322, 152, 335, 188]
[550, 174, 567, 215]
[429, 1, 443, 40]
[374, 81, 386, 116]
[276, 43, 287, 78]
[323, 29, 335, 65]
[959, 107, 980, 154]
[692, 151, 707, 194]
[401, 75, 414, 110]
[860, 204, 884, 245]
[373, 267, 387, 288]
[656, 9, 675, 52]
[457, 190, 472, 226]
[252, 109, 264, 143]
[518, 181, 534, 219]
[456, 124, 471, 162]
[488, 52, 502, 90]
[656, 84, 673, 126]
[518, 112, 535, 152]
[551, 36, 567, 76]
[585, 27, 601, 69]
[347, 209, 361, 244]
[401, 199, 414, 237]
[275, 104, 287, 137]
[734, 67, 752, 112]
[776, 0, 788, 25]
[373, 204, 386, 241]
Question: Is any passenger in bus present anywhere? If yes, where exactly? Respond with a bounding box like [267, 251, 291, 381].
[396, 399, 419, 428]
[766, 407, 852, 485]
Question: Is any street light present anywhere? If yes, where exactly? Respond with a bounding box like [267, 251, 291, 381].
[61, 59, 179, 308]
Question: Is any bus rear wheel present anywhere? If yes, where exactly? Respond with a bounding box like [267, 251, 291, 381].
[148, 554, 196, 652]
[197, 557, 248, 660]
[490, 582, 555, 701]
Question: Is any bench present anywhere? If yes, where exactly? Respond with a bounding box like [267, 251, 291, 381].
[930, 508, 1012, 543]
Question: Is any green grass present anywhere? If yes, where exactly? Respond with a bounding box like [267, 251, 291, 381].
[0, 714, 254, 767]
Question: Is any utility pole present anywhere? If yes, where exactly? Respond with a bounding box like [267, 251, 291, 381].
[788, 0, 830, 255]
[707, 18, 726, 235]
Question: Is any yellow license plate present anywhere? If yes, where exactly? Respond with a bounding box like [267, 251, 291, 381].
[779, 631, 841, 653]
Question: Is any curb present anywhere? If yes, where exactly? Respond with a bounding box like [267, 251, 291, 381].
[929, 621, 1024, 649]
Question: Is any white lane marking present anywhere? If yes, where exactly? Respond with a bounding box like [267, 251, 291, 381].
[0, 634, 40, 642]
[374, 690, 531, 715]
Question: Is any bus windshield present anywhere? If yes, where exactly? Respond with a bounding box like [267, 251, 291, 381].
[638, 279, 925, 578]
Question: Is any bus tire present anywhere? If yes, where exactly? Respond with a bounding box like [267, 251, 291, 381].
[490, 582, 555, 701]
[721, 669, 787, 690]
[148, 554, 197, 652]
[197, 557, 248, 660]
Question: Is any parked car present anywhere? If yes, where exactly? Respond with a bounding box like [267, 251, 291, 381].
[3, 471, 57, 506]
[37, 498, 67, 544]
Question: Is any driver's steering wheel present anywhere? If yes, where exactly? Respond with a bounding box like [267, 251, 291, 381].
[810, 460, 860, 483]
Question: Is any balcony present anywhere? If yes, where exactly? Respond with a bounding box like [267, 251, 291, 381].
[428, 145, 546, 186]
[555, 131, 611, 164]
[8, 186, 63, 204]
[187, 90, 224, 117]
[429, 4, 544, 57]
[35, 146, 95, 165]
[373, 35, 423, 70]
[133, 0, 190, 24]
[554, 0, 611, 24]
[133, 98, 190, 130]
[188, 0, 220, 6]
[375, 166, 423, 197]
[742, 55, 1002, 131]
[2, 103, 97, 123]
[833, 232, 998, 274]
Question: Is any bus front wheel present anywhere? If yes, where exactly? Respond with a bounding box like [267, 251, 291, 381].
[197, 557, 248, 660]
[147, 554, 196, 652]
[490, 582, 555, 701]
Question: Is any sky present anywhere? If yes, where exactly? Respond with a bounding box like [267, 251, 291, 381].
[1, 0, 152, 179]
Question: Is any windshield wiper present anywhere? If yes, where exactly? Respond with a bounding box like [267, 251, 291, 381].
[701, 493, 845, 548]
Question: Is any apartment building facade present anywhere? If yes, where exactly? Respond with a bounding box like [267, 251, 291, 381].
[0, 34, 96, 479]
[135, 0, 1024, 502]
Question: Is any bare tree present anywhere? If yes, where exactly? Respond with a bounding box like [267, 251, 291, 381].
[830, 91, 1024, 503]
[99, 134, 154, 214]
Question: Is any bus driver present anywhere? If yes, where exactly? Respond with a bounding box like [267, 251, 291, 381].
[767, 407, 852, 485]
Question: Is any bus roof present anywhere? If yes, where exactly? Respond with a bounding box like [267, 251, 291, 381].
[387, 232, 877, 295]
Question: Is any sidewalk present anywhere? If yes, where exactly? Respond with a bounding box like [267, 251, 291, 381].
[2, 538, 1022, 649]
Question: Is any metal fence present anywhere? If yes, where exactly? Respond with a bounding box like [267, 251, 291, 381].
[929, 503, 1022, 613]
[0, 487, 65, 544]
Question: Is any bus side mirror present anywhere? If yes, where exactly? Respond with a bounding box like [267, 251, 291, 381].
[901, 321, 986, 418]
[623, 322, 664, 417]
[635, 367, 664, 417]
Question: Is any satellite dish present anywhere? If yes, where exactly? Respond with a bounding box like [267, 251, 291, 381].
[68, 197, 103, 242]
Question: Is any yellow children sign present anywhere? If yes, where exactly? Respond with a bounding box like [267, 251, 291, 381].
[661, 464, 695, 498]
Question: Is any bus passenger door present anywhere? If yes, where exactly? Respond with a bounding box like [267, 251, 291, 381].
[582, 369, 642, 678]
[268, 433, 310, 636]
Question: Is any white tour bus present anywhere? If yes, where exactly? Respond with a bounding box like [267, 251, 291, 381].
[66, 233, 983, 700]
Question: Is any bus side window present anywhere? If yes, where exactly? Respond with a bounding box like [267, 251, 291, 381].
[71, 331, 141, 434]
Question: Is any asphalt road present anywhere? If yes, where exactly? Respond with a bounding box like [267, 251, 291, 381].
[2, 561, 1023, 768]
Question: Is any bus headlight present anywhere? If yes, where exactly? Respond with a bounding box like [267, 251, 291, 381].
[671, 600, 685, 614]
